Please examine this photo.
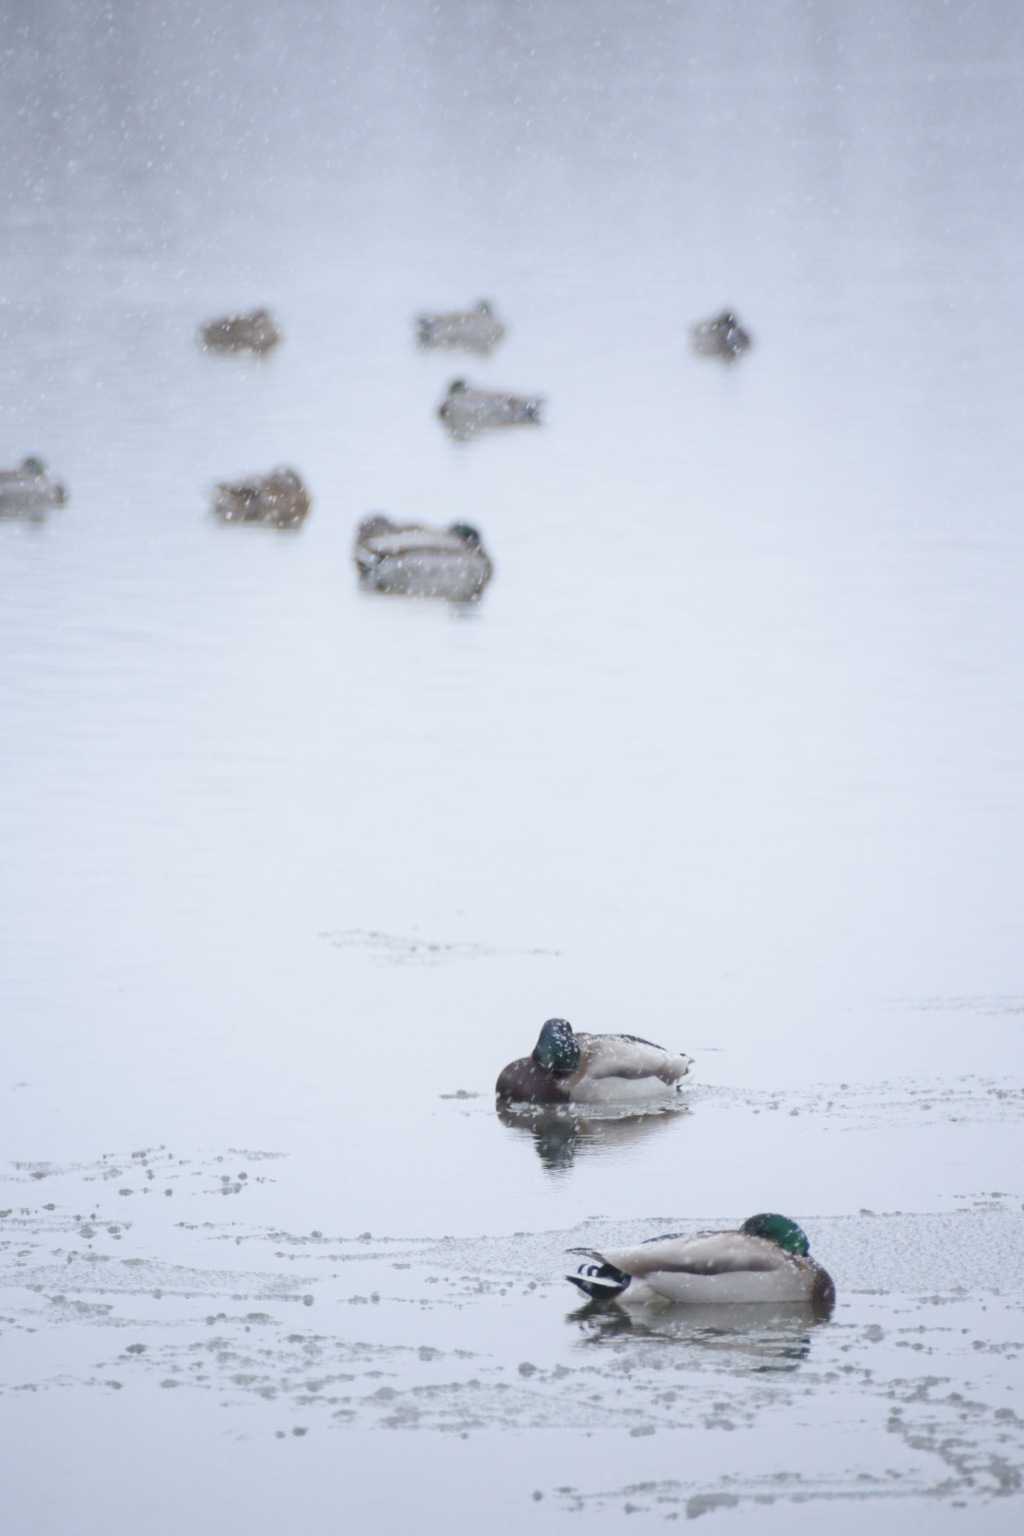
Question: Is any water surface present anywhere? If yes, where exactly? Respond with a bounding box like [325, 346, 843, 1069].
[1, 1, 1023, 1530]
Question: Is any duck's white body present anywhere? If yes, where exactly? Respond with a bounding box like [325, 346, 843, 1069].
[562, 1036, 694, 1103]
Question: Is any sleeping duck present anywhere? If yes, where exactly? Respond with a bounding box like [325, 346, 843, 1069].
[199, 307, 281, 355]
[690, 310, 753, 362]
[0, 456, 68, 517]
[438, 378, 544, 440]
[210, 467, 311, 528]
[567, 1213, 835, 1312]
[353, 513, 493, 601]
[416, 300, 506, 353]
[496, 1018, 694, 1106]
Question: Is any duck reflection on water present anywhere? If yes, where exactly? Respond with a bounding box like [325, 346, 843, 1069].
[495, 1098, 687, 1171]
[569, 1296, 823, 1371]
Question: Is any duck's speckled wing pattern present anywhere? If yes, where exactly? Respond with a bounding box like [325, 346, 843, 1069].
[575, 1032, 693, 1084]
[585, 1232, 789, 1278]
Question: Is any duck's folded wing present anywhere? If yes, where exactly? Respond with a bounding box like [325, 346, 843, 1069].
[362, 527, 447, 557]
[576, 1033, 691, 1083]
[585, 1233, 783, 1278]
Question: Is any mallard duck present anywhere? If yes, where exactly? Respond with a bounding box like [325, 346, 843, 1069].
[438, 378, 543, 440]
[567, 1214, 835, 1312]
[496, 1018, 694, 1105]
[353, 514, 493, 601]
[210, 467, 311, 528]
[690, 310, 752, 361]
[0, 456, 68, 516]
[198, 307, 281, 355]
[416, 300, 506, 353]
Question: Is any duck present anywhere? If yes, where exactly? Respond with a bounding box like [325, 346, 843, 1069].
[0, 456, 68, 517]
[353, 514, 493, 601]
[567, 1213, 835, 1312]
[690, 310, 752, 362]
[198, 307, 281, 355]
[438, 378, 544, 440]
[416, 300, 506, 353]
[496, 1018, 694, 1106]
[210, 467, 311, 528]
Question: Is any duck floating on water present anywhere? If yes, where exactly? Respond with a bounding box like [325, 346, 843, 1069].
[496, 1018, 694, 1106]
[353, 514, 493, 601]
[0, 456, 68, 517]
[690, 310, 753, 362]
[438, 378, 544, 440]
[199, 307, 281, 355]
[567, 1214, 835, 1312]
[416, 300, 506, 353]
[210, 467, 310, 528]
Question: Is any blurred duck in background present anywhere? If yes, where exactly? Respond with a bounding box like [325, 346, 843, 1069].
[0, 456, 68, 518]
[198, 307, 282, 355]
[210, 467, 310, 528]
[690, 309, 753, 362]
[438, 378, 543, 439]
[415, 299, 506, 353]
[353, 513, 493, 601]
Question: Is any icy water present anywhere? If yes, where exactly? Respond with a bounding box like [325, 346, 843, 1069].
[2, 1, 1024, 1531]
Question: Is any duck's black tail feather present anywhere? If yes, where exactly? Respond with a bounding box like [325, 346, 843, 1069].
[565, 1253, 631, 1300]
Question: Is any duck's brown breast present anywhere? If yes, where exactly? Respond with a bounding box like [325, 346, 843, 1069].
[495, 1056, 571, 1104]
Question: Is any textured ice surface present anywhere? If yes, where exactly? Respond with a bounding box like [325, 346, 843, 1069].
[2, 1154, 1022, 1521]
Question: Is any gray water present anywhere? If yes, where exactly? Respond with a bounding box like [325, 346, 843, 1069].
[1, 1, 1023, 1530]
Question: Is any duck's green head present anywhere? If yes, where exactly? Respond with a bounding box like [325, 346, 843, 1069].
[447, 378, 468, 394]
[449, 522, 482, 547]
[21, 456, 47, 475]
[358, 512, 395, 540]
[740, 1213, 810, 1256]
[532, 1018, 580, 1074]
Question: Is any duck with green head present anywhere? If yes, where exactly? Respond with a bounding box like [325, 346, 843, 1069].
[496, 1018, 694, 1106]
[567, 1213, 835, 1313]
